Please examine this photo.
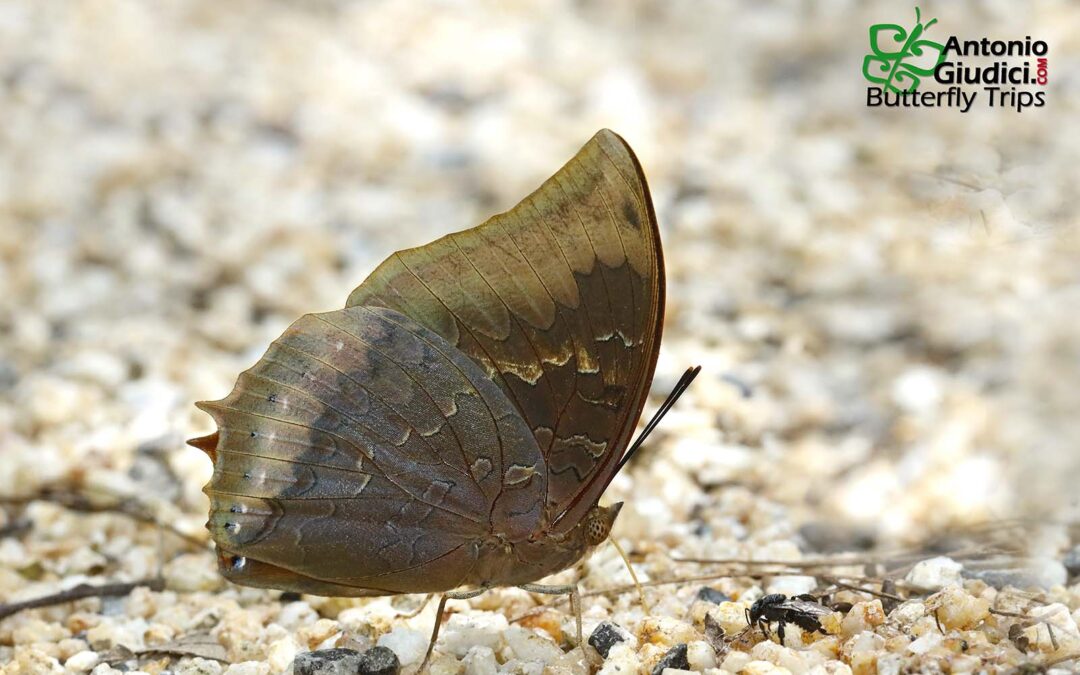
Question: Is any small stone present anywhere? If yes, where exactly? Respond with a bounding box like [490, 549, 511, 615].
[292, 648, 362, 675]
[376, 627, 427, 668]
[924, 585, 990, 630]
[358, 646, 401, 675]
[57, 638, 90, 662]
[907, 632, 942, 655]
[766, 576, 817, 598]
[651, 644, 689, 675]
[708, 601, 750, 636]
[905, 556, 963, 591]
[504, 626, 562, 665]
[1023, 603, 1080, 653]
[798, 522, 876, 553]
[751, 639, 818, 673]
[13, 618, 68, 645]
[462, 645, 498, 675]
[694, 587, 731, 604]
[965, 558, 1067, 589]
[1064, 545, 1080, 578]
[174, 657, 225, 675]
[297, 619, 342, 651]
[440, 612, 508, 657]
[65, 650, 101, 671]
[876, 653, 902, 675]
[843, 630, 884, 656]
[267, 637, 298, 672]
[164, 553, 224, 592]
[588, 621, 630, 658]
[840, 600, 886, 637]
[598, 643, 640, 675]
[638, 617, 698, 646]
[889, 601, 926, 627]
[224, 663, 270, 675]
[720, 651, 752, 672]
[740, 660, 792, 675]
[685, 641, 716, 671]
[277, 601, 319, 630]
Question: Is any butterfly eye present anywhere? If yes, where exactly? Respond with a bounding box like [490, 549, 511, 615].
[585, 512, 610, 546]
[587, 520, 607, 545]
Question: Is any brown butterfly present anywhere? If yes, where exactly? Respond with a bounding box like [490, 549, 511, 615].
[189, 129, 677, 665]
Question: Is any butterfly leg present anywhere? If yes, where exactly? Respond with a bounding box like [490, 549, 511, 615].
[418, 588, 487, 674]
[518, 583, 583, 652]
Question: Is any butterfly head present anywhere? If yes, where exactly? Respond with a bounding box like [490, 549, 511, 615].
[583, 501, 623, 546]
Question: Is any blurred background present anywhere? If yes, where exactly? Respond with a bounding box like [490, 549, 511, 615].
[1, 0, 1078, 645]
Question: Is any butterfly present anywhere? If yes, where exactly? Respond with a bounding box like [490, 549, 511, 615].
[188, 129, 676, 665]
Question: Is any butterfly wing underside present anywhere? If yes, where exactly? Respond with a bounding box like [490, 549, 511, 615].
[194, 305, 546, 594]
[348, 129, 665, 533]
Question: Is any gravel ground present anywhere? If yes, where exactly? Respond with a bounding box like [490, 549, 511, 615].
[1, 1, 1079, 674]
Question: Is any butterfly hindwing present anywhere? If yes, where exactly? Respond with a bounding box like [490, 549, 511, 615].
[196, 305, 545, 593]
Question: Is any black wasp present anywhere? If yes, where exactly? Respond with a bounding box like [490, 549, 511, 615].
[746, 594, 832, 644]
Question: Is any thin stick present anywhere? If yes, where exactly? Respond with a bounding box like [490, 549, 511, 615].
[818, 577, 905, 602]
[0, 577, 165, 621]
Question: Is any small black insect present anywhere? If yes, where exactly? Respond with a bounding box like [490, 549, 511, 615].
[746, 594, 833, 645]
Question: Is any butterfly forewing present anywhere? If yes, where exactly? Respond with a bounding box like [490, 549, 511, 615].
[347, 129, 664, 533]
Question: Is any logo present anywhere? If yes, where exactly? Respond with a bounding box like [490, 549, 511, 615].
[863, 7, 1049, 112]
[863, 8, 946, 93]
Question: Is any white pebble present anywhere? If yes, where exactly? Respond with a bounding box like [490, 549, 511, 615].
[766, 576, 817, 597]
[173, 658, 224, 675]
[907, 631, 943, 655]
[462, 645, 498, 675]
[598, 643, 641, 675]
[752, 640, 812, 674]
[709, 601, 751, 636]
[65, 650, 101, 671]
[876, 653, 902, 675]
[265, 637, 297, 672]
[905, 556, 963, 590]
[890, 601, 926, 626]
[741, 660, 794, 675]
[845, 631, 884, 655]
[440, 612, 508, 657]
[503, 626, 563, 664]
[377, 626, 429, 667]
[686, 641, 716, 671]
[223, 662, 270, 675]
[276, 602, 318, 630]
[806, 663, 852, 675]
[891, 367, 943, 414]
[720, 651, 752, 672]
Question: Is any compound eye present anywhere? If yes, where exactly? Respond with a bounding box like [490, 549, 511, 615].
[585, 516, 608, 546]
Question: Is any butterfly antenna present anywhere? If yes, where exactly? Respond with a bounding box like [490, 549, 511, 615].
[615, 365, 701, 475]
